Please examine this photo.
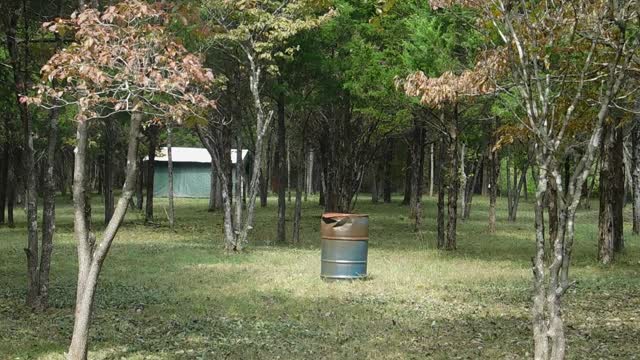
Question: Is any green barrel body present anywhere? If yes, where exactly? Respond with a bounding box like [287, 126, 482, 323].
[320, 213, 369, 280]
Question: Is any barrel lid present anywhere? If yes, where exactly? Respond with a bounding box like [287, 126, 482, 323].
[322, 213, 369, 219]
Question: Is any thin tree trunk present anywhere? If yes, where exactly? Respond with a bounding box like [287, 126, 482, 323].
[402, 150, 411, 205]
[632, 118, 640, 235]
[136, 157, 143, 210]
[437, 140, 446, 249]
[612, 125, 625, 252]
[67, 112, 142, 360]
[371, 163, 379, 204]
[506, 154, 513, 218]
[459, 144, 467, 221]
[103, 118, 114, 224]
[463, 156, 480, 220]
[167, 124, 175, 230]
[510, 161, 528, 222]
[445, 108, 459, 250]
[532, 156, 549, 360]
[276, 92, 286, 242]
[287, 139, 291, 203]
[38, 107, 60, 311]
[145, 127, 157, 223]
[598, 123, 616, 263]
[234, 141, 243, 233]
[292, 143, 304, 243]
[7, 156, 15, 228]
[7, 13, 40, 308]
[305, 149, 314, 200]
[409, 118, 423, 229]
[0, 117, 8, 224]
[383, 138, 393, 203]
[429, 143, 434, 197]
[547, 177, 558, 254]
[488, 121, 498, 233]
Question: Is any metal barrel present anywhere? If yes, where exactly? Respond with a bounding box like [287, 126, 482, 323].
[320, 213, 369, 280]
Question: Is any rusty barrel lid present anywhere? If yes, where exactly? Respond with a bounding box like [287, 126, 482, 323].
[320, 213, 369, 241]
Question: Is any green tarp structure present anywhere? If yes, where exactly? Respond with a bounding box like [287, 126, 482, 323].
[148, 147, 248, 198]
[153, 162, 210, 198]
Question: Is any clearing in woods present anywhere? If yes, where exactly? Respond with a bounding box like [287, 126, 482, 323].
[1, 195, 639, 359]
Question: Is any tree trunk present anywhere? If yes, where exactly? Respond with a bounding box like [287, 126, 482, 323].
[488, 120, 498, 233]
[509, 161, 528, 222]
[632, 118, 640, 235]
[506, 155, 513, 218]
[136, 157, 143, 210]
[0, 116, 8, 224]
[598, 123, 617, 264]
[7, 14, 40, 308]
[276, 92, 286, 243]
[287, 139, 291, 204]
[402, 150, 411, 205]
[409, 118, 424, 230]
[437, 140, 446, 249]
[429, 143, 434, 197]
[612, 127, 625, 252]
[7, 155, 15, 228]
[371, 163, 379, 204]
[532, 156, 550, 360]
[463, 155, 480, 220]
[37, 107, 60, 311]
[167, 124, 175, 230]
[383, 138, 393, 203]
[305, 149, 314, 200]
[145, 127, 158, 223]
[459, 144, 467, 221]
[547, 176, 558, 255]
[103, 118, 114, 224]
[445, 108, 459, 250]
[292, 143, 304, 243]
[67, 112, 142, 360]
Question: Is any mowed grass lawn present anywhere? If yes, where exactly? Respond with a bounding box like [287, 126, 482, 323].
[1, 194, 640, 359]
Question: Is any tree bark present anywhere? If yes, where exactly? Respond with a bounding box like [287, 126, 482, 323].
[7, 154, 15, 228]
[292, 142, 304, 243]
[371, 163, 379, 204]
[276, 92, 286, 243]
[547, 177, 558, 254]
[38, 107, 60, 311]
[445, 107, 459, 250]
[488, 120, 499, 234]
[463, 155, 480, 220]
[409, 118, 424, 230]
[613, 126, 625, 252]
[304, 149, 315, 201]
[437, 140, 446, 249]
[67, 112, 142, 359]
[383, 138, 393, 203]
[429, 143, 434, 197]
[145, 126, 158, 223]
[402, 150, 411, 205]
[459, 144, 467, 221]
[632, 118, 640, 235]
[7, 12, 40, 308]
[167, 124, 175, 230]
[136, 156, 143, 210]
[598, 121, 624, 257]
[0, 116, 8, 224]
[102, 118, 114, 224]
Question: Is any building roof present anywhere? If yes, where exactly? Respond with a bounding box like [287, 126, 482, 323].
[149, 147, 249, 164]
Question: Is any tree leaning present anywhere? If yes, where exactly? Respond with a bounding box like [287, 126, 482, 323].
[25, 2, 215, 358]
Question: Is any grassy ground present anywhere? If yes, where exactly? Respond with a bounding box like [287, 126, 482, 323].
[1, 194, 639, 359]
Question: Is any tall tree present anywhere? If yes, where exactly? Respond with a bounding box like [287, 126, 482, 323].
[201, 0, 333, 249]
[27, 2, 214, 357]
